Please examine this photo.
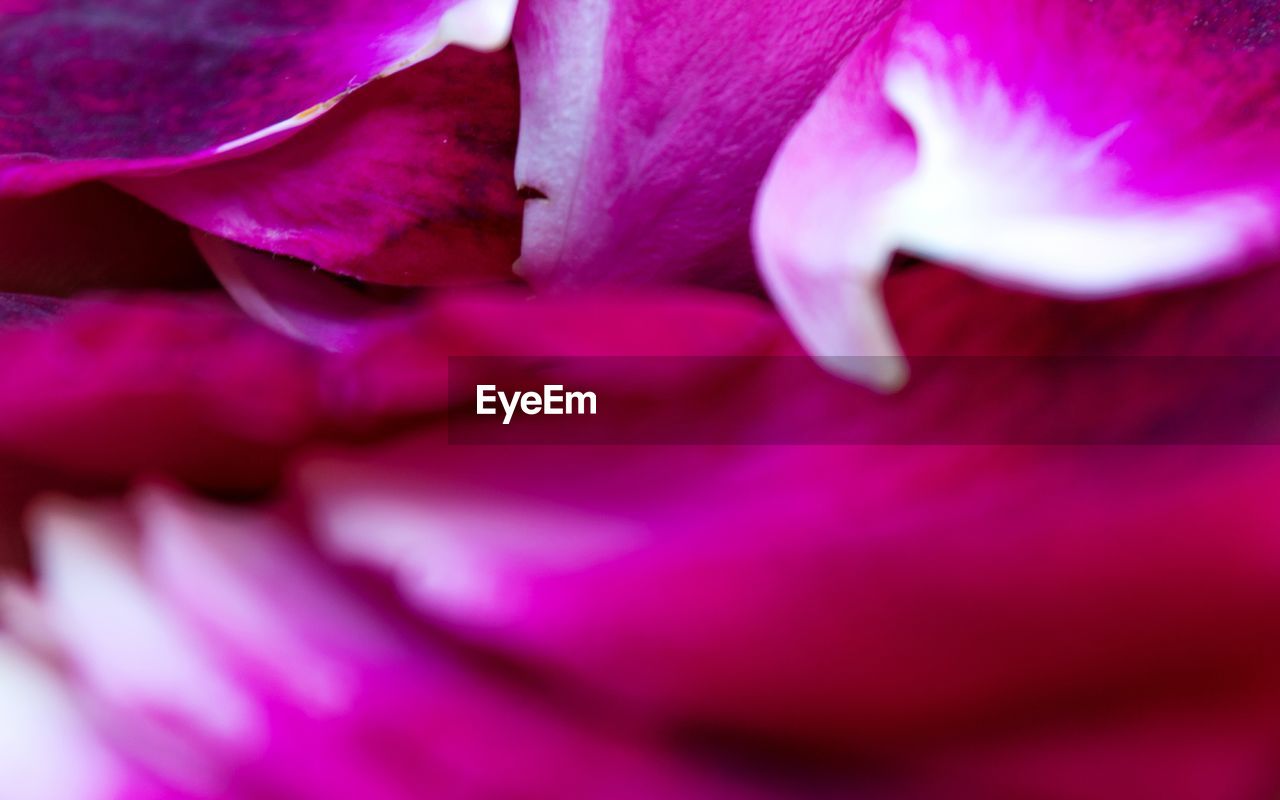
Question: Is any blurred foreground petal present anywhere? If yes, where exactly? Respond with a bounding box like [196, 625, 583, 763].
[294, 266, 1280, 796]
[0, 295, 328, 491]
[0, 489, 776, 800]
[0, 274, 1279, 795]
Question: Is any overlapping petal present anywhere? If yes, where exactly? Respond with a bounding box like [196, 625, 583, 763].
[121, 47, 523, 287]
[512, 0, 902, 287]
[306, 440, 1280, 798]
[191, 234, 424, 352]
[755, 0, 1280, 385]
[0, 0, 517, 194]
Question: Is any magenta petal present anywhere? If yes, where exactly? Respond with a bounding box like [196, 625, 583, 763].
[755, 0, 1280, 382]
[0, 636, 139, 800]
[0, 0, 516, 195]
[121, 48, 523, 288]
[296, 269, 1280, 769]
[0, 489, 776, 800]
[907, 697, 1280, 800]
[512, 0, 902, 287]
[305, 437, 1280, 762]
[0, 296, 327, 491]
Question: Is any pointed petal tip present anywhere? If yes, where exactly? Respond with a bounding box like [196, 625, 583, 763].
[782, 273, 909, 390]
[817, 351, 910, 393]
[757, 236, 906, 390]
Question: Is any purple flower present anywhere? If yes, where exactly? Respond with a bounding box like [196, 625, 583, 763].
[0, 1, 1276, 798]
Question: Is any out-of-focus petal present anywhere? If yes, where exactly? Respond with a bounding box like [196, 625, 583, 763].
[121, 48, 522, 288]
[0, 0, 517, 195]
[0, 288, 760, 494]
[0, 296, 329, 491]
[0, 183, 215, 296]
[512, 0, 902, 287]
[298, 265, 1280, 776]
[304, 440, 1280, 764]
[0, 638, 131, 800]
[755, 0, 1280, 384]
[903, 694, 1280, 800]
[325, 286, 784, 424]
[0, 488, 779, 800]
[3, 275, 1280, 794]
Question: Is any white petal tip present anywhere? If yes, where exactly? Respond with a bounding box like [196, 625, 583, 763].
[436, 0, 518, 52]
[767, 261, 907, 390]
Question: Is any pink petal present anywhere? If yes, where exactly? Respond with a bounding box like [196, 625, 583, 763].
[0, 0, 517, 195]
[755, 0, 1280, 384]
[326, 286, 782, 423]
[905, 696, 1280, 800]
[0, 489, 778, 800]
[0, 637, 136, 800]
[3, 276, 1280, 795]
[298, 265, 1280, 774]
[512, 0, 902, 287]
[120, 48, 522, 288]
[0, 288, 779, 494]
[305, 439, 1280, 760]
[0, 296, 329, 491]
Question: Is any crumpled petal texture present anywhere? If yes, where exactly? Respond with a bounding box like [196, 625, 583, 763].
[755, 0, 1280, 383]
[512, 0, 902, 287]
[120, 47, 523, 287]
[0, 0, 512, 194]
